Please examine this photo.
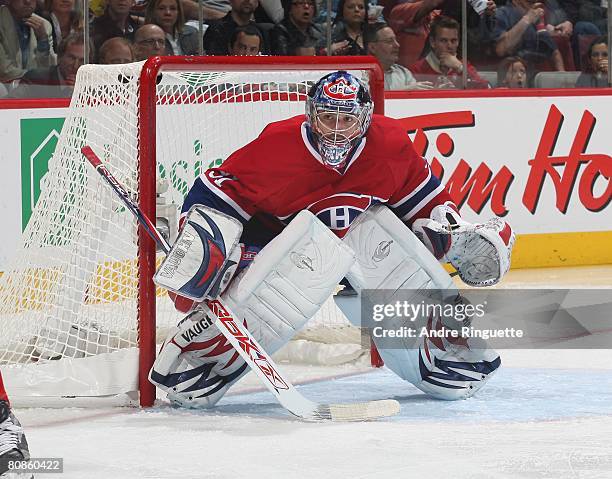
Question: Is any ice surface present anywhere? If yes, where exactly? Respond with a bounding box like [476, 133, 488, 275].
[12, 266, 612, 479]
[16, 352, 612, 479]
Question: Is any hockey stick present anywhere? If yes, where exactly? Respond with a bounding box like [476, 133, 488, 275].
[82, 146, 400, 422]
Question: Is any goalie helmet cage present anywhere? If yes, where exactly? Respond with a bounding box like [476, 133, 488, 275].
[0, 56, 384, 408]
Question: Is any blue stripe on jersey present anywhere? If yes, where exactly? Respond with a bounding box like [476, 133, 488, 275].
[181, 177, 248, 225]
[392, 173, 442, 219]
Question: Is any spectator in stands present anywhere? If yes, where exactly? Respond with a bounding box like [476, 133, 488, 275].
[91, 0, 140, 54]
[544, 0, 574, 38]
[312, 0, 382, 24]
[9, 31, 84, 97]
[203, 0, 266, 55]
[367, 22, 433, 90]
[497, 55, 529, 87]
[327, 0, 368, 55]
[270, 0, 322, 55]
[133, 23, 167, 59]
[228, 23, 262, 54]
[98, 36, 134, 63]
[575, 36, 608, 87]
[410, 16, 490, 89]
[494, 0, 565, 72]
[0, 0, 56, 83]
[180, 0, 282, 24]
[88, 0, 106, 17]
[40, 0, 83, 51]
[178, 0, 226, 22]
[542, 0, 576, 70]
[388, 0, 442, 69]
[179, 0, 228, 22]
[388, 0, 497, 70]
[145, 0, 199, 55]
[556, 0, 603, 69]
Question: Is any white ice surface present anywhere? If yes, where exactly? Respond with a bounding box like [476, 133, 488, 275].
[12, 266, 612, 479]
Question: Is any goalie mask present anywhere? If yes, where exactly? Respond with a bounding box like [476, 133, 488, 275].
[306, 71, 373, 169]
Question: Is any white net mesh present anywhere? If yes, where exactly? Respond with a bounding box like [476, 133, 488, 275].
[0, 61, 372, 399]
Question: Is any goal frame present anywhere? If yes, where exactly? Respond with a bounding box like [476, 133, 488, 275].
[136, 56, 384, 407]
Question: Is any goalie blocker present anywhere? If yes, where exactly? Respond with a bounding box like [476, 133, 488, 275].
[153, 205, 243, 301]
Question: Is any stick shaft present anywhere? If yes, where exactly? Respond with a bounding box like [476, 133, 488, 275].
[82, 146, 171, 253]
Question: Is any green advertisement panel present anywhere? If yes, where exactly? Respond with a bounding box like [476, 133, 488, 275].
[20, 118, 65, 231]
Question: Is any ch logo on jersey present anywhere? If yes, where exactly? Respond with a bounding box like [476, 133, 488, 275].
[323, 78, 358, 101]
[308, 193, 380, 237]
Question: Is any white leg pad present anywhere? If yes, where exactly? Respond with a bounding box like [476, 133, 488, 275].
[225, 209, 356, 353]
[343, 205, 500, 400]
[343, 204, 453, 292]
[155, 210, 356, 408]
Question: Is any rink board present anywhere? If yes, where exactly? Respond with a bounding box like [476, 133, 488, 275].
[0, 90, 610, 268]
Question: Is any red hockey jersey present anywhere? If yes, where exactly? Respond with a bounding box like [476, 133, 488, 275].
[182, 114, 456, 238]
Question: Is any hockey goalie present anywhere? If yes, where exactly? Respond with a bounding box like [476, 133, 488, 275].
[149, 70, 515, 407]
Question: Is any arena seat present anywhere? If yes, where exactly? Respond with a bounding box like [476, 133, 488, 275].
[478, 71, 498, 88]
[533, 72, 581, 89]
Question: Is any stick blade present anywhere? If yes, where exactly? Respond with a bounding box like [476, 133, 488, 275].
[309, 399, 400, 422]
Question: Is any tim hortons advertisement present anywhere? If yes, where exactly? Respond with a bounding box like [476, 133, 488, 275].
[385, 94, 611, 235]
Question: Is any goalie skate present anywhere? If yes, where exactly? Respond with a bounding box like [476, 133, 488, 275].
[0, 401, 32, 479]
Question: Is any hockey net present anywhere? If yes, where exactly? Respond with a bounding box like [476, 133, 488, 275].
[0, 57, 384, 406]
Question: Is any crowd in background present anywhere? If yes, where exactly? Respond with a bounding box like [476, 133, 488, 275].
[0, 0, 609, 97]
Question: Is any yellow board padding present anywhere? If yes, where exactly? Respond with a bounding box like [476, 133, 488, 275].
[77, 257, 169, 302]
[0, 257, 168, 313]
[0, 267, 63, 313]
[511, 231, 612, 268]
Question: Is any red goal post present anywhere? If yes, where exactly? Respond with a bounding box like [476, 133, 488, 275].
[137, 56, 385, 406]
